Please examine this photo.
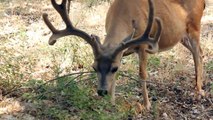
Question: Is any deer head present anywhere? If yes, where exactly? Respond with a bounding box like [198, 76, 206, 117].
[43, 0, 162, 97]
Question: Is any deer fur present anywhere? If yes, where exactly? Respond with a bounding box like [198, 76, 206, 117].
[43, 0, 205, 110]
[102, 0, 205, 109]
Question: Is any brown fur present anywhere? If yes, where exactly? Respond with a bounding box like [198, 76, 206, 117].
[44, 0, 205, 111]
[103, 0, 205, 109]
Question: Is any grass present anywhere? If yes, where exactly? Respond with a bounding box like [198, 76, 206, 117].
[147, 55, 161, 70]
[21, 74, 133, 120]
[0, 0, 213, 119]
[206, 60, 213, 71]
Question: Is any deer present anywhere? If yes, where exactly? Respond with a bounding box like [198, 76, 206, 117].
[43, 0, 205, 110]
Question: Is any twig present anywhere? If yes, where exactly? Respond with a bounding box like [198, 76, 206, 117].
[4, 71, 94, 97]
[81, 76, 96, 81]
[197, 105, 213, 118]
[36, 73, 85, 99]
[119, 72, 167, 85]
[205, 97, 213, 105]
[5, 70, 170, 98]
[75, 76, 97, 84]
[3, 85, 22, 97]
[63, 73, 84, 87]
[36, 71, 94, 90]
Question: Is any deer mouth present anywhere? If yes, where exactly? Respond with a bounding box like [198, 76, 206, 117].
[97, 90, 108, 96]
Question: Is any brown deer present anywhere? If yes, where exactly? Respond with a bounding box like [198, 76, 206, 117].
[43, 0, 205, 110]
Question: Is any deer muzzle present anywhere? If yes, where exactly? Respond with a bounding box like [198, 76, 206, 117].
[97, 90, 108, 96]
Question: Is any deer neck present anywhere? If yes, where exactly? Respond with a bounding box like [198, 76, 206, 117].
[103, 22, 131, 49]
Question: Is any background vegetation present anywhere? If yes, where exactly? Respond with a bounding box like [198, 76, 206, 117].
[0, 0, 212, 119]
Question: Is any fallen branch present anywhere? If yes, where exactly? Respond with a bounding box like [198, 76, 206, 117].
[37, 73, 84, 99]
[119, 72, 168, 85]
[3, 71, 95, 97]
[36, 71, 94, 90]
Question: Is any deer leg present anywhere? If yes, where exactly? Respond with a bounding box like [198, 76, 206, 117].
[181, 34, 205, 97]
[138, 46, 151, 110]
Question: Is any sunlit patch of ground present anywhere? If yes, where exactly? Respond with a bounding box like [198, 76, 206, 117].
[0, 98, 35, 120]
[0, 98, 23, 115]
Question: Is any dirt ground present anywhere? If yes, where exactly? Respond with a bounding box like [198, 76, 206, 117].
[0, 0, 212, 119]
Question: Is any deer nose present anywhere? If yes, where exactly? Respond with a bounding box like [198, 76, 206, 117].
[97, 90, 108, 96]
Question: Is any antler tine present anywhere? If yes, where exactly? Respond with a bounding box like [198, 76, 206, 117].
[43, 13, 58, 35]
[112, 0, 162, 58]
[142, 0, 154, 38]
[51, 0, 72, 28]
[145, 17, 162, 53]
[43, 0, 101, 58]
[67, 0, 71, 14]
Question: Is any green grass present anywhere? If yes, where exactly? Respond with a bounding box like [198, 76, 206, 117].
[0, 0, 213, 119]
[21, 73, 132, 120]
[147, 55, 161, 70]
[205, 60, 213, 71]
[211, 83, 213, 94]
[79, 0, 111, 7]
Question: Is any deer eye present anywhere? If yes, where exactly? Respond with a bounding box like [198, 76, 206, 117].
[111, 67, 118, 73]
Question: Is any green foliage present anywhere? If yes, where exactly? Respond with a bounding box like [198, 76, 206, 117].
[147, 55, 161, 70]
[78, 0, 111, 7]
[22, 75, 131, 120]
[210, 83, 213, 94]
[206, 60, 213, 71]
[1, 0, 213, 119]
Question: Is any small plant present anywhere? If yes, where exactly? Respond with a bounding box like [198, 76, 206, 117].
[206, 60, 213, 71]
[147, 55, 161, 70]
[21, 74, 132, 120]
[1, 0, 212, 119]
[79, 0, 111, 7]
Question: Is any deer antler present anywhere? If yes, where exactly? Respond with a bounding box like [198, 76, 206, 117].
[112, 0, 162, 58]
[42, 0, 101, 57]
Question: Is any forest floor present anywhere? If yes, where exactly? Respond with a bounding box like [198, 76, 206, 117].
[0, 0, 212, 120]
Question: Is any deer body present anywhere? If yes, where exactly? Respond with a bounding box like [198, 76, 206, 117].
[105, 0, 201, 51]
[103, 0, 205, 109]
[43, 0, 205, 111]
